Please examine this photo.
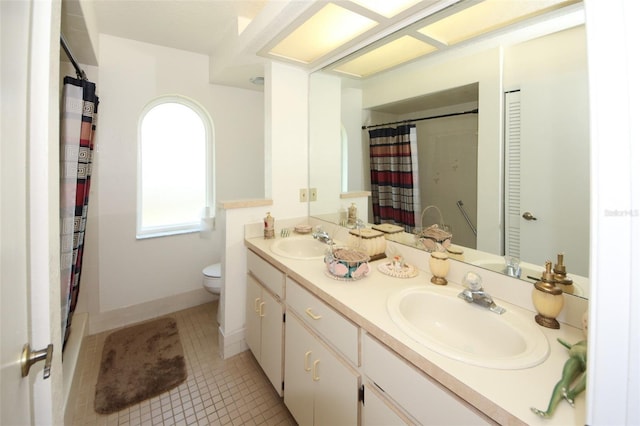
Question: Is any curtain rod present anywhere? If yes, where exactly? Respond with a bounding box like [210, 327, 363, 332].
[361, 108, 479, 130]
[60, 34, 87, 81]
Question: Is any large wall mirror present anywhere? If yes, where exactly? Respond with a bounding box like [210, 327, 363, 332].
[308, 2, 590, 300]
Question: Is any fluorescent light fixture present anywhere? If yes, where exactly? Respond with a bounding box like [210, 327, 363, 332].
[349, 0, 424, 18]
[268, 3, 377, 64]
[332, 35, 437, 77]
[418, 0, 577, 46]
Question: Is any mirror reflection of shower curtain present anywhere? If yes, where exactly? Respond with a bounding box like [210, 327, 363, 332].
[368, 124, 417, 231]
[60, 76, 98, 349]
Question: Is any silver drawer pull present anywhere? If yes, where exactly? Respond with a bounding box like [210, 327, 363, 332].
[305, 308, 322, 320]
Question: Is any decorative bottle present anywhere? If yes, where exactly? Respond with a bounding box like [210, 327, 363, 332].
[347, 203, 357, 226]
[264, 212, 275, 239]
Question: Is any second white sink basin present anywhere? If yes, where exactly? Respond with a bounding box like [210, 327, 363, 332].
[388, 286, 549, 370]
[270, 236, 335, 260]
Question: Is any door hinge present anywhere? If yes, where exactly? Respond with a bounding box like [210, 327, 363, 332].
[359, 384, 365, 404]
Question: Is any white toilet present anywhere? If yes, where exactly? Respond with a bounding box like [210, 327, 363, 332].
[202, 263, 222, 296]
[202, 263, 222, 323]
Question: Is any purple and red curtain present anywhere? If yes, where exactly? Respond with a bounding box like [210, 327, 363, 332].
[60, 76, 98, 349]
[368, 124, 416, 231]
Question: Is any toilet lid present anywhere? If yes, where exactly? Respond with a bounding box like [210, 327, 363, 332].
[203, 263, 221, 278]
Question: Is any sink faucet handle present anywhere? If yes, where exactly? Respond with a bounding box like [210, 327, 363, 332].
[462, 271, 483, 291]
[505, 256, 522, 278]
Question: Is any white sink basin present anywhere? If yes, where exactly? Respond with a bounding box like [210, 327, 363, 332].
[387, 286, 549, 369]
[270, 236, 336, 260]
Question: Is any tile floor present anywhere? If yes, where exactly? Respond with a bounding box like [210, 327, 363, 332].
[66, 302, 296, 425]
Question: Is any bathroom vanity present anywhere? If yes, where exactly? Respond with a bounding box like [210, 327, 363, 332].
[244, 230, 586, 425]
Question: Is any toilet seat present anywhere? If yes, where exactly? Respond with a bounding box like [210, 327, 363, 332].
[203, 263, 221, 278]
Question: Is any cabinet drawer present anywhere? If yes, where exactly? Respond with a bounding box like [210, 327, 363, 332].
[363, 334, 489, 425]
[247, 249, 284, 298]
[286, 277, 359, 366]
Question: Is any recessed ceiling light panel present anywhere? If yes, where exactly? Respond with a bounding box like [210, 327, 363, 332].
[418, 0, 577, 46]
[268, 3, 377, 64]
[333, 35, 436, 77]
[349, 0, 424, 18]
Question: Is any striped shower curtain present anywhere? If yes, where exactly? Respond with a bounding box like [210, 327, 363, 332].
[60, 76, 98, 348]
[368, 124, 417, 231]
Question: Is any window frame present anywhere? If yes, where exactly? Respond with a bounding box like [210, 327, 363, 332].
[136, 95, 215, 239]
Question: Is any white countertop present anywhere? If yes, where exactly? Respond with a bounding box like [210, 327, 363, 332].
[245, 235, 586, 425]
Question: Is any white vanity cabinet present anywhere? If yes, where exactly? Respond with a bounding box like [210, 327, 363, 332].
[284, 277, 360, 426]
[246, 250, 284, 396]
[363, 334, 491, 425]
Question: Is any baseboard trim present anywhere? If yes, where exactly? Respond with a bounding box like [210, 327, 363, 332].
[88, 289, 217, 335]
[218, 326, 248, 359]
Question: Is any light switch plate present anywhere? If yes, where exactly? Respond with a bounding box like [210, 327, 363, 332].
[310, 188, 317, 201]
[299, 188, 308, 202]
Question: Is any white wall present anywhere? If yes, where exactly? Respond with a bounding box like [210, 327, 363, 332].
[219, 62, 309, 358]
[264, 61, 309, 216]
[83, 34, 264, 333]
[309, 73, 342, 216]
[584, 0, 639, 423]
[342, 87, 364, 192]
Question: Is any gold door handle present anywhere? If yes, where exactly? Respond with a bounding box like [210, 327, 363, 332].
[254, 298, 261, 313]
[312, 359, 320, 381]
[21, 343, 53, 379]
[259, 302, 265, 317]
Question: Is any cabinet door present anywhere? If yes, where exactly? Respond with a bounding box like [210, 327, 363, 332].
[313, 340, 359, 426]
[362, 384, 411, 426]
[284, 313, 315, 426]
[260, 289, 283, 396]
[245, 275, 262, 360]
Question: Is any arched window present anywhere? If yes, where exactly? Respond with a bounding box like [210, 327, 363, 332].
[137, 96, 214, 238]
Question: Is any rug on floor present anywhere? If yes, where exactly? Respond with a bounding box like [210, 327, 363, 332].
[94, 317, 187, 414]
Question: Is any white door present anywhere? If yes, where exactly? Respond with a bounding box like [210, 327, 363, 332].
[245, 275, 262, 360]
[284, 313, 315, 426]
[1, 1, 62, 424]
[518, 76, 590, 276]
[259, 289, 283, 396]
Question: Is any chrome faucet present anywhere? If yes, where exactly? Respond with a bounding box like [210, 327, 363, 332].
[457, 272, 506, 315]
[504, 256, 522, 278]
[312, 227, 333, 245]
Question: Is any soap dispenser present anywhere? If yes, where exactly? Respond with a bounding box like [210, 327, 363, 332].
[552, 253, 575, 294]
[532, 261, 564, 329]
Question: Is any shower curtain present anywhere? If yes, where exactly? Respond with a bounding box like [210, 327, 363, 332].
[368, 124, 417, 231]
[60, 76, 98, 348]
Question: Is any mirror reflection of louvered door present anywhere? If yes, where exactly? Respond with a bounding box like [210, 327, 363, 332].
[505, 85, 589, 276]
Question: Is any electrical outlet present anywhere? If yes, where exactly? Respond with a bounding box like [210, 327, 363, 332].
[299, 188, 308, 202]
[309, 188, 317, 201]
